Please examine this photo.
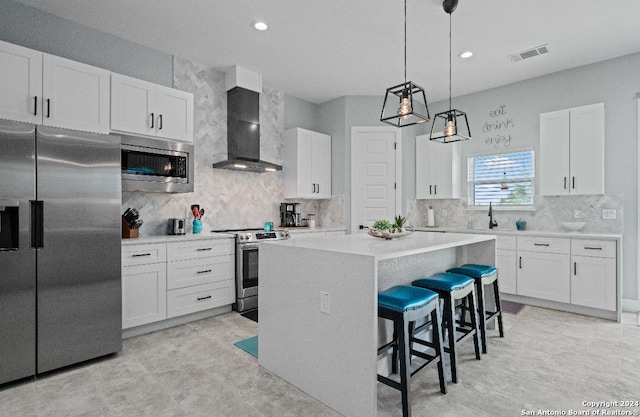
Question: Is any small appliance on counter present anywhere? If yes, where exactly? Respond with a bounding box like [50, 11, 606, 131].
[167, 218, 186, 235]
[280, 202, 301, 227]
[122, 208, 144, 238]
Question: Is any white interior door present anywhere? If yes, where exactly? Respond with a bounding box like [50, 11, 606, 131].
[350, 126, 401, 234]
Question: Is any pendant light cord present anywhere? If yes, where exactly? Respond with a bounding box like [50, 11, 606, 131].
[449, 12, 452, 111]
[404, 0, 407, 84]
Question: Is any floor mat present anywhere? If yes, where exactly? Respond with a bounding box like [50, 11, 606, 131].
[234, 335, 258, 358]
[501, 300, 525, 315]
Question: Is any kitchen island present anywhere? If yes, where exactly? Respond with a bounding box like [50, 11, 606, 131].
[259, 232, 496, 417]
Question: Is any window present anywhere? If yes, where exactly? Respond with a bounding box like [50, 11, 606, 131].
[468, 150, 534, 207]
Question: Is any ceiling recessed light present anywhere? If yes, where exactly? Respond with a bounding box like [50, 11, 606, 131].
[459, 51, 473, 59]
[253, 22, 268, 31]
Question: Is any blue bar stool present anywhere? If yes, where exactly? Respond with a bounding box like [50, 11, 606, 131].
[377, 285, 447, 417]
[447, 264, 504, 354]
[412, 272, 481, 384]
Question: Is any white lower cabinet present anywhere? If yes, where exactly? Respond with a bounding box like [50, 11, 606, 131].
[122, 263, 167, 329]
[167, 281, 235, 318]
[122, 237, 235, 330]
[517, 251, 571, 303]
[122, 243, 167, 329]
[507, 236, 617, 312]
[496, 235, 517, 294]
[570, 239, 616, 311]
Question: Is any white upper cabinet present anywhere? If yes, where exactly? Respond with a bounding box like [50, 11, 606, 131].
[283, 128, 332, 199]
[415, 134, 461, 199]
[0, 41, 109, 133]
[111, 73, 194, 142]
[539, 103, 604, 195]
[42, 54, 110, 134]
[0, 40, 42, 124]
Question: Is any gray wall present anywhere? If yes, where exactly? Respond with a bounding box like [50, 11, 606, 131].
[0, 0, 173, 86]
[284, 95, 319, 132]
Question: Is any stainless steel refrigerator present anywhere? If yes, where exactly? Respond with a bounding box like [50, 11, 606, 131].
[0, 119, 122, 385]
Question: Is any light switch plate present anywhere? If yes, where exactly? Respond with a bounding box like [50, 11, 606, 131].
[441, 208, 448, 217]
[602, 209, 616, 220]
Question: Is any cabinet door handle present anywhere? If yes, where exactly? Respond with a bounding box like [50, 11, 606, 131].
[574, 262, 577, 275]
[150, 112, 154, 128]
[197, 247, 212, 251]
[34, 96, 38, 116]
[434, 185, 437, 195]
[429, 185, 432, 195]
[519, 256, 522, 269]
[572, 176, 575, 189]
[533, 243, 550, 247]
[197, 269, 212, 274]
[316, 183, 320, 194]
[46, 99, 50, 118]
[159, 114, 163, 130]
[564, 177, 567, 190]
[197, 295, 212, 301]
[132, 253, 151, 257]
[584, 247, 602, 250]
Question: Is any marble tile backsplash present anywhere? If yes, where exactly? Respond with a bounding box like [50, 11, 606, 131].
[406, 194, 623, 234]
[122, 56, 343, 236]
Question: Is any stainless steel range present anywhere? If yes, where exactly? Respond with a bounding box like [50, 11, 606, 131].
[213, 228, 290, 314]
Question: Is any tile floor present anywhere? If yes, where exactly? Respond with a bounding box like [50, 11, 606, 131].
[1, 308, 639, 417]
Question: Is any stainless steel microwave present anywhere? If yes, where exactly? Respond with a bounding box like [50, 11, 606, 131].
[121, 135, 194, 193]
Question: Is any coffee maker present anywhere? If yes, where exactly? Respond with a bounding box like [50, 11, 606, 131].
[280, 203, 301, 227]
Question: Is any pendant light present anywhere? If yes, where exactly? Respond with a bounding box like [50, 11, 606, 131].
[380, 0, 430, 128]
[430, 0, 471, 143]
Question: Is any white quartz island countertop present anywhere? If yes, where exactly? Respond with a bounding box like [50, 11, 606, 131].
[267, 231, 496, 260]
[259, 231, 496, 417]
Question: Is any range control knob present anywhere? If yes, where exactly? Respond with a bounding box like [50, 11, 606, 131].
[238, 235, 245, 241]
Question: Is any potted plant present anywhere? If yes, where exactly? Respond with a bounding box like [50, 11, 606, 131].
[515, 218, 526, 231]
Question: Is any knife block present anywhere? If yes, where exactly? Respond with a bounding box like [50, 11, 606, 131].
[122, 219, 139, 239]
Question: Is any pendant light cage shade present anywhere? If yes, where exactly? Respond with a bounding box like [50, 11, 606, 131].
[430, 109, 471, 143]
[380, 81, 430, 128]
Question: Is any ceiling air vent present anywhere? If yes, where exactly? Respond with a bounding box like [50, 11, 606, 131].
[509, 44, 550, 63]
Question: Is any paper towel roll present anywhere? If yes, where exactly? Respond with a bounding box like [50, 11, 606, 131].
[427, 207, 435, 227]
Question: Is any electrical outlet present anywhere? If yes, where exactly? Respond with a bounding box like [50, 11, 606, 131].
[602, 209, 616, 220]
[441, 208, 448, 217]
[320, 291, 330, 314]
[573, 209, 583, 219]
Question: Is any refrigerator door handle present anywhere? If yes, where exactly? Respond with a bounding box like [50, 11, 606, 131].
[30, 200, 44, 249]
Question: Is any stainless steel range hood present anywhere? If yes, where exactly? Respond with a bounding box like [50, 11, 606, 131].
[213, 67, 282, 173]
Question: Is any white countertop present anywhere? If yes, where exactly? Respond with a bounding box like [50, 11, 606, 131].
[276, 226, 346, 234]
[415, 227, 621, 240]
[265, 231, 494, 261]
[121, 231, 235, 245]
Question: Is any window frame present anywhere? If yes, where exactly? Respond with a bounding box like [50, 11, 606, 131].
[467, 148, 536, 210]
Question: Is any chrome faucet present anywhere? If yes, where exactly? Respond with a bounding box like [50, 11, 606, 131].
[488, 202, 498, 229]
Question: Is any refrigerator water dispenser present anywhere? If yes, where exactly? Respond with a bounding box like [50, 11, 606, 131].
[0, 202, 19, 250]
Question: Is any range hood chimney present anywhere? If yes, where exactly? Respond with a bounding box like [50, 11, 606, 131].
[212, 66, 282, 173]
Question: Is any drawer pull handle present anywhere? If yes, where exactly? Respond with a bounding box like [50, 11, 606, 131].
[574, 262, 577, 275]
[132, 253, 152, 257]
[197, 295, 212, 301]
[197, 269, 212, 274]
[519, 257, 522, 269]
[533, 243, 550, 247]
[584, 247, 602, 250]
[197, 248, 212, 251]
